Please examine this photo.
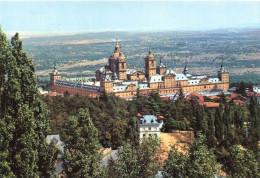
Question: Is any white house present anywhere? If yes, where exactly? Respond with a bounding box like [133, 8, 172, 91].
[139, 115, 163, 140]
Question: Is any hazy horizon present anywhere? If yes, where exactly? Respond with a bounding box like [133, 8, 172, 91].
[1, 1, 259, 38]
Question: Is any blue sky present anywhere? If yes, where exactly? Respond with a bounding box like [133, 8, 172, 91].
[0, 1, 259, 33]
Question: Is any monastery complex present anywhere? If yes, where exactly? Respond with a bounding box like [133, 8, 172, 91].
[50, 41, 229, 98]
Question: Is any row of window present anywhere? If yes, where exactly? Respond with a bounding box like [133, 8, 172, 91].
[142, 134, 157, 138]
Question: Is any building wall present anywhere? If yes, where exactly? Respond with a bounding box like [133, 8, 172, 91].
[127, 73, 145, 81]
[50, 85, 101, 98]
[157, 67, 167, 75]
[139, 125, 161, 139]
[100, 81, 113, 93]
[50, 74, 61, 85]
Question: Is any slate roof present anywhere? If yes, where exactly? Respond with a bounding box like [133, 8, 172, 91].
[139, 115, 163, 127]
[55, 80, 100, 92]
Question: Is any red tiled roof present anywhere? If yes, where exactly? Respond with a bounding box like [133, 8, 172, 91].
[226, 93, 247, 101]
[231, 93, 239, 99]
[161, 97, 170, 101]
[186, 93, 204, 105]
[204, 102, 220, 108]
[233, 100, 246, 106]
[137, 113, 142, 117]
[44, 92, 62, 96]
[209, 95, 220, 100]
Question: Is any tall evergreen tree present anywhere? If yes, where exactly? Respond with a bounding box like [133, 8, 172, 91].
[63, 108, 102, 177]
[0, 31, 57, 176]
[249, 95, 260, 130]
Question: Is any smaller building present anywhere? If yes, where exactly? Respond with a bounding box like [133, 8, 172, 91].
[139, 115, 163, 140]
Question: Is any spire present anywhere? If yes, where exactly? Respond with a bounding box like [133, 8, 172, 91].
[52, 64, 60, 75]
[219, 59, 228, 73]
[221, 59, 224, 68]
[149, 47, 152, 55]
[103, 65, 111, 81]
[183, 60, 189, 75]
[114, 38, 120, 52]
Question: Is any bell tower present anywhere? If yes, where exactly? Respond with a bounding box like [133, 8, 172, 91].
[118, 52, 127, 81]
[49, 65, 61, 85]
[100, 66, 114, 93]
[218, 60, 229, 83]
[145, 48, 157, 79]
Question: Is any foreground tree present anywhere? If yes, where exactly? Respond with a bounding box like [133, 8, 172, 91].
[163, 134, 221, 178]
[107, 138, 161, 178]
[224, 145, 259, 177]
[63, 108, 102, 177]
[163, 146, 187, 178]
[0, 30, 57, 176]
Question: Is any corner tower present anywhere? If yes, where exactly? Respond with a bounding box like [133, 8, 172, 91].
[218, 60, 229, 83]
[218, 60, 229, 90]
[100, 67, 114, 93]
[157, 59, 167, 75]
[145, 48, 157, 79]
[49, 65, 61, 85]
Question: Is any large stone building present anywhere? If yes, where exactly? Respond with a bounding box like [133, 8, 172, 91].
[50, 41, 229, 98]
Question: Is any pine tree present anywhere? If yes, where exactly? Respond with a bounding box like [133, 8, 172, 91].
[63, 108, 102, 177]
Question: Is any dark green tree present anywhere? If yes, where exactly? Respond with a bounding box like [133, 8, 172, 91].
[249, 95, 260, 130]
[63, 108, 102, 177]
[163, 134, 221, 178]
[224, 145, 259, 177]
[186, 134, 221, 177]
[163, 146, 187, 178]
[0, 31, 57, 177]
[107, 138, 161, 178]
[236, 81, 246, 96]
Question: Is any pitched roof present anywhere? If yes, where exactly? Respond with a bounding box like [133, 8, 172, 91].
[204, 102, 220, 108]
[139, 115, 163, 125]
[186, 92, 204, 105]
[209, 95, 220, 100]
[233, 100, 246, 106]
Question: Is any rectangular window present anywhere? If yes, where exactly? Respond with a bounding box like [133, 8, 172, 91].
[149, 127, 151, 130]
[143, 134, 146, 138]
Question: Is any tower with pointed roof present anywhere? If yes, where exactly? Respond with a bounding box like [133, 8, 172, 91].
[218, 59, 229, 83]
[49, 65, 61, 85]
[100, 65, 114, 93]
[145, 48, 157, 79]
[182, 61, 189, 76]
[157, 59, 167, 75]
